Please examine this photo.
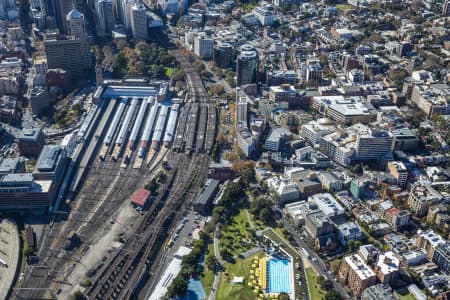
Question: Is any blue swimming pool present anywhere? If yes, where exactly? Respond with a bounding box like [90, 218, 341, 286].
[268, 258, 291, 293]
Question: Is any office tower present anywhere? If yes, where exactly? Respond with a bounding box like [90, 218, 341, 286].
[235, 89, 248, 126]
[0, 0, 17, 19]
[236, 44, 258, 86]
[57, 0, 75, 34]
[96, 0, 114, 36]
[131, 0, 147, 40]
[121, 0, 134, 30]
[214, 42, 233, 68]
[66, 6, 91, 67]
[193, 32, 213, 59]
[443, 1, 450, 16]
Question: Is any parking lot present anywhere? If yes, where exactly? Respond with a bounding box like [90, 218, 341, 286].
[0, 218, 19, 300]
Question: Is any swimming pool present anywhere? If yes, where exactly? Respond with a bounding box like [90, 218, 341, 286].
[268, 258, 291, 294]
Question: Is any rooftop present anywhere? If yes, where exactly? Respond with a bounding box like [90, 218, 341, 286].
[376, 251, 400, 275]
[130, 188, 151, 207]
[18, 128, 42, 142]
[344, 254, 376, 280]
[36, 145, 62, 172]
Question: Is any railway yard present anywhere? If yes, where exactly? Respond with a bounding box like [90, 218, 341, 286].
[15, 50, 217, 300]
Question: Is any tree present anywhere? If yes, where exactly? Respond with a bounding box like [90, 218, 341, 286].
[211, 84, 225, 96]
[167, 275, 188, 298]
[279, 293, 290, 300]
[206, 255, 217, 271]
[259, 208, 274, 225]
[325, 290, 343, 300]
[72, 291, 83, 300]
[23, 245, 33, 256]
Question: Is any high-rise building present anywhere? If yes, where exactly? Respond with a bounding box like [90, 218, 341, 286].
[387, 161, 408, 188]
[416, 229, 445, 260]
[443, 1, 450, 16]
[121, 0, 134, 30]
[57, 0, 75, 34]
[131, 0, 147, 40]
[44, 7, 91, 79]
[408, 182, 442, 217]
[235, 89, 248, 126]
[193, 32, 213, 60]
[236, 44, 258, 86]
[44, 37, 84, 79]
[432, 242, 450, 275]
[0, 0, 17, 19]
[66, 7, 91, 67]
[354, 126, 393, 162]
[306, 56, 323, 86]
[214, 42, 233, 68]
[96, 0, 114, 36]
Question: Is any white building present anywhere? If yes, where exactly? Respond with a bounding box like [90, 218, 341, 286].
[253, 5, 276, 26]
[375, 251, 400, 284]
[318, 172, 343, 191]
[268, 176, 300, 204]
[236, 125, 256, 158]
[193, 32, 213, 60]
[265, 127, 292, 152]
[309, 193, 345, 217]
[338, 221, 363, 246]
[300, 119, 335, 145]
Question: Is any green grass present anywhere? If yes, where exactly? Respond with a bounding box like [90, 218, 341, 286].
[219, 210, 255, 257]
[165, 67, 174, 78]
[306, 268, 325, 300]
[394, 290, 418, 300]
[242, 3, 257, 12]
[216, 252, 263, 300]
[200, 243, 215, 296]
[336, 4, 354, 11]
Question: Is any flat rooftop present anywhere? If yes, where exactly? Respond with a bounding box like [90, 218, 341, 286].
[345, 254, 376, 280]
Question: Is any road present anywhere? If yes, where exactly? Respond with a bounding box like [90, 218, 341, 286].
[275, 207, 351, 299]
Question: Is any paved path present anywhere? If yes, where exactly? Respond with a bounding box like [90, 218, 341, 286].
[245, 209, 256, 231]
[209, 226, 222, 300]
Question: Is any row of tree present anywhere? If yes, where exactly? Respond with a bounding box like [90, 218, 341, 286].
[166, 232, 211, 298]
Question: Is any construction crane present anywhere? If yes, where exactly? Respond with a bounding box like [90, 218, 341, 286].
[372, 181, 396, 202]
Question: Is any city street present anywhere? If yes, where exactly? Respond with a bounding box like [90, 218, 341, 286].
[275, 207, 351, 299]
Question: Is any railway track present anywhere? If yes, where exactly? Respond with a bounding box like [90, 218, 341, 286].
[84, 153, 209, 300]
[169, 50, 217, 154]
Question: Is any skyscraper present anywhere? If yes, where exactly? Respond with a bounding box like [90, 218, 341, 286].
[131, 0, 147, 40]
[236, 44, 258, 86]
[96, 0, 114, 36]
[121, 0, 134, 30]
[57, 0, 75, 33]
[45, 6, 91, 79]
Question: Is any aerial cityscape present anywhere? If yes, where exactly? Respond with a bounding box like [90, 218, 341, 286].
[0, 0, 448, 299]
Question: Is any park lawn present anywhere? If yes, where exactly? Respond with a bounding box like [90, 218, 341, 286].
[200, 243, 215, 296]
[219, 209, 255, 257]
[165, 67, 174, 78]
[216, 252, 263, 300]
[306, 268, 325, 300]
[394, 290, 418, 300]
[336, 4, 354, 11]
